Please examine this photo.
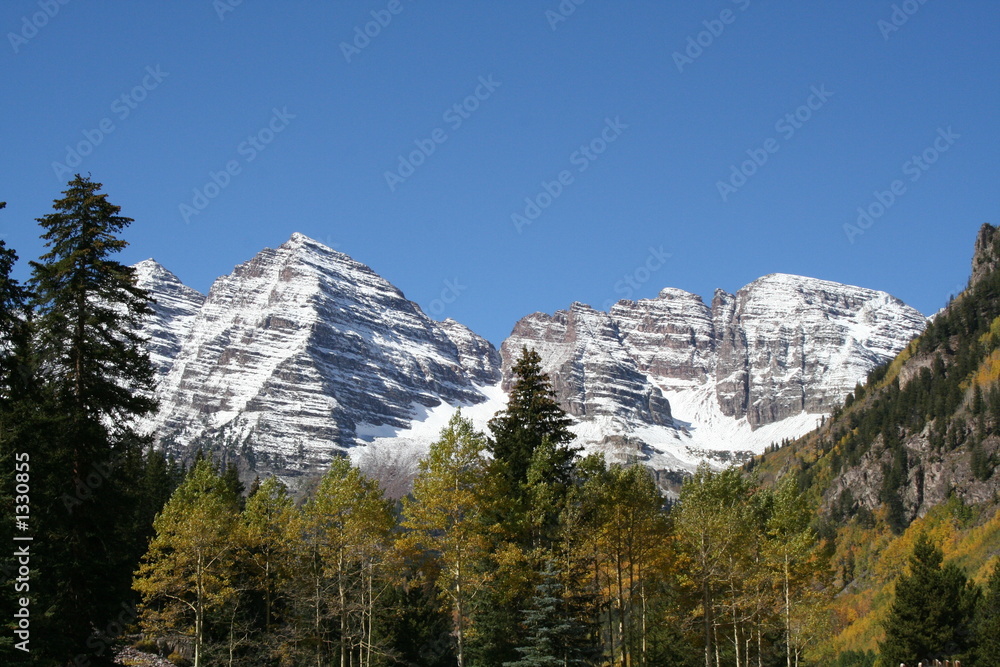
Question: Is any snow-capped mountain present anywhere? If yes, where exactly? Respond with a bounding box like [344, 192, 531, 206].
[135, 234, 927, 478]
[133, 259, 205, 377]
[502, 274, 928, 468]
[139, 233, 500, 472]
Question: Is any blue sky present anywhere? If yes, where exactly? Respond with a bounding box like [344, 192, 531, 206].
[2, 1, 997, 344]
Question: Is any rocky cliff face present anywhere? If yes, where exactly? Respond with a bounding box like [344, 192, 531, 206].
[134, 236, 929, 479]
[971, 223, 1000, 288]
[502, 274, 928, 438]
[139, 234, 501, 473]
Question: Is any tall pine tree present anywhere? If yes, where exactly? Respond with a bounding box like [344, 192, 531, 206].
[24, 175, 158, 664]
[878, 534, 978, 664]
[488, 347, 575, 501]
[974, 559, 1000, 666]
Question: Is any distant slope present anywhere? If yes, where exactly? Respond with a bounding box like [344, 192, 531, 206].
[752, 223, 1000, 656]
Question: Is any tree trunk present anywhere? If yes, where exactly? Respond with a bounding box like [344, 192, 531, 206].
[339, 549, 347, 667]
[456, 571, 465, 667]
[195, 552, 204, 667]
[640, 578, 647, 667]
[785, 555, 791, 667]
[703, 578, 712, 667]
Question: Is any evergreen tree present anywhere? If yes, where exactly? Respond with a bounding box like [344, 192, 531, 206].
[488, 347, 575, 500]
[0, 204, 37, 664]
[505, 560, 591, 667]
[11, 176, 159, 664]
[29, 174, 156, 427]
[878, 534, 978, 664]
[0, 202, 33, 402]
[975, 559, 1000, 666]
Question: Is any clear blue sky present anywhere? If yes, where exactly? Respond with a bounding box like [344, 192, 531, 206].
[2, 1, 997, 344]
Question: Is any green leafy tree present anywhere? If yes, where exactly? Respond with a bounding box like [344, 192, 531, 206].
[589, 463, 668, 666]
[673, 465, 755, 667]
[767, 475, 820, 667]
[285, 458, 394, 667]
[239, 476, 296, 660]
[402, 412, 493, 667]
[878, 534, 978, 665]
[134, 459, 241, 667]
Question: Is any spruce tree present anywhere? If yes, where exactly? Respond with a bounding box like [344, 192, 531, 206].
[975, 560, 1000, 666]
[0, 202, 33, 403]
[505, 560, 590, 667]
[23, 175, 159, 664]
[878, 534, 977, 664]
[29, 174, 156, 426]
[488, 346, 575, 500]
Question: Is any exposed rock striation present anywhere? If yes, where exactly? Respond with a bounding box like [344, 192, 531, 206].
[502, 274, 928, 431]
[138, 234, 501, 472]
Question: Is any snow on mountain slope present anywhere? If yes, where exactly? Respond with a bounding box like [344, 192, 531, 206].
[132, 259, 205, 377]
[134, 238, 927, 479]
[502, 273, 928, 469]
[139, 234, 500, 472]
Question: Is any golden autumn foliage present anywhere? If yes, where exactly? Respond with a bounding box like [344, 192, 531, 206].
[823, 500, 1000, 657]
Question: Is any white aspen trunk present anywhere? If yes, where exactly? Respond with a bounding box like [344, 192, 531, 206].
[340, 549, 347, 667]
[713, 621, 720, 667]
[785, 555, 792, 667]
[703, 578, 712, 667]
[640, 578, 647, 667]
[195, 552, 203, 667]
[456, 572, 465, 667]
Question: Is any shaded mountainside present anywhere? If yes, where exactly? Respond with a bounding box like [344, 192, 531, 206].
[752, 223, 1000, 655]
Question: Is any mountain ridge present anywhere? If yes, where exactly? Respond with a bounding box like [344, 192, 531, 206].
[134, 233, 928, 481]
